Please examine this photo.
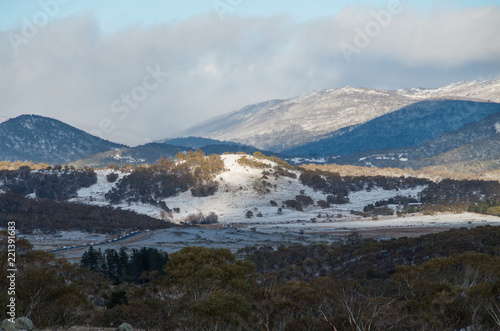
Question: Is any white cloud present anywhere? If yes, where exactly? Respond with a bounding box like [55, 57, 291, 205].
[0, 5, 499, 145]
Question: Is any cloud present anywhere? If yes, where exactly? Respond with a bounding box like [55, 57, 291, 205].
[0, 4, 499, 145]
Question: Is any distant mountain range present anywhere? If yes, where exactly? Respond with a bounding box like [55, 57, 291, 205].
[181, 80, 500, 153]
[0, 114, 124, 164]
[1, 80, 499, 170]
[0, 115, 274, 166]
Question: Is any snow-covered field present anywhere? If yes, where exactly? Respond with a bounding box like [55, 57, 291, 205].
[253, 212, 500, 234]
[18, 231, 109, 251]
[34, 211, 500, 262]
[53, 226, 333, 261]
[27, 153, 496, 261]
[70, 154, 426, 224]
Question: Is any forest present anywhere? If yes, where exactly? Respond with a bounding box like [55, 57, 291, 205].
[1, 226, 500, 330]
[0, 164, 96, 200]
[0, 192, 173, 234]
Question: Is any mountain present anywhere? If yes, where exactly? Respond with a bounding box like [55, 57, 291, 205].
[0, 114, 124, 164]
[327, 109, 500, 169]
[179, 80, 500, 152]
[285, 100, 500, 157]
[161, 136, 242, 148]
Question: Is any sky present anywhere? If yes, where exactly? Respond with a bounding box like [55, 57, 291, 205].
[1, 0, 500, 146]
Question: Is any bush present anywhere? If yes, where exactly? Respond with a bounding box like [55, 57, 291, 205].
[327, 194, 350, 204]
[285, 200, 303, 211]
[317, 200, 331, 208]
[295, 194, 314, 207]
[185, 212, 219, 225]
[106, 172, 119, 183]
[237, 156, 270, 169]
[253, 180, 271, 194]
[191, 182, 218, 197]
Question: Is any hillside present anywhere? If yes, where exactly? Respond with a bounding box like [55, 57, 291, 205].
[66, 154, 427, 224]
[285, 100, 500, 156]
[415, 135, 500, 169]
[0, 114, 124, 164]
[70, 143, 188, 167]
[160, 136, 242, 148]
[180, 80, 500, 152]
[328, 110, 500, 170]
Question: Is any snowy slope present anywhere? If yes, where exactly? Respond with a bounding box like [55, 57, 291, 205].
[72, 154, 426, 224]
[180, 80, 500, 152]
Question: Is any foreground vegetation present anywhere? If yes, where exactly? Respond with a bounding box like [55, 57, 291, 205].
[1, 226, 500, 330]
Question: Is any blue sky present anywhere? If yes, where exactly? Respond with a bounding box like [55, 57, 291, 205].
[2, 0, 499, 32]
[1, 0, 500, 145]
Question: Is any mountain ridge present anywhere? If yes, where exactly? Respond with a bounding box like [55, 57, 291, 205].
[0, 114, 125, 164]
[179, 80, 500, 152]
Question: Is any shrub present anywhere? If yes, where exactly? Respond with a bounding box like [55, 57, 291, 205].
[285, 200, 303, 211]
[106, 172, 119, 183]
[327, 194, 350, 204]
[237, 156, 270, 169]
[191, 182, 218, 197]
[295, 194, 314, 207]
[317, 200, 331, 209]
[185, 212, 219, 225]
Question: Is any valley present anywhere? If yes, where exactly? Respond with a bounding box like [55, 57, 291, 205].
[3, 152, 500, 261]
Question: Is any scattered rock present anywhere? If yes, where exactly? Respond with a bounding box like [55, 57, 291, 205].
[1, 317, 35, 331]
[117, 323, 134, 331]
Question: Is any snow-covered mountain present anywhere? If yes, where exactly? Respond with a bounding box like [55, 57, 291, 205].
[0, 114, 125, 164]
[180, 80, 500, 152]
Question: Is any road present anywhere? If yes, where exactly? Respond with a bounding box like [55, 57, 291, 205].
[50, 230, 148, 253]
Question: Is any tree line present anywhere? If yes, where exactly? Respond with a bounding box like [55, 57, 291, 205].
[0, 192, 173, 234]
[80, 246, 169, 285]
[0, 165, 96, 200]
